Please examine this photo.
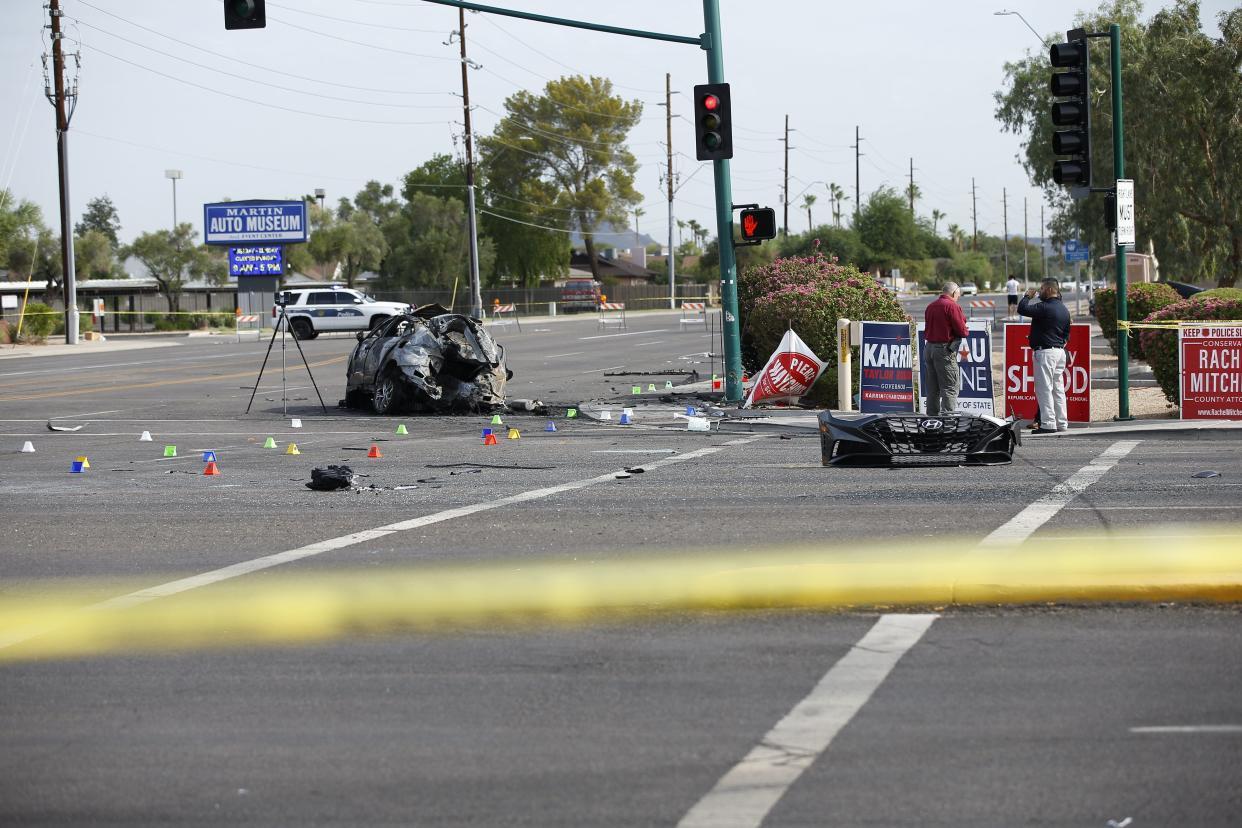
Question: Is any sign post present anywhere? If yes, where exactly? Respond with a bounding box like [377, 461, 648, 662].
[1179, 324, 1242, 419]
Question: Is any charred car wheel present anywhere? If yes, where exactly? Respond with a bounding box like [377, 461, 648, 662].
[290, 318, 317, 340]
[371, 367, 405, 415]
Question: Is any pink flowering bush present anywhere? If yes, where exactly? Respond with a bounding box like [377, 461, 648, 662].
[1092, 282, 1181, 361]
[1140, 296, 1242, 403]
[739, 244, 907, 405]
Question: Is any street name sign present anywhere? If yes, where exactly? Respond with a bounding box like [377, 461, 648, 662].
[1064, 239, 1089, 262]
[1115, 179, 1135, 247]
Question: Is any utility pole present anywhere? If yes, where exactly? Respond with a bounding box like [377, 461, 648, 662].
[665, 72, 675, 309]
[1023, 196, 1029, 286]
[971, 177, 978, 251]
[457, 8, 482, 319]
[851, 125, 862, 226]
[1002, 187, 1010, 284]
[1041, 203, 1047, 280]
[45, 0, 78, 345]
[908, 158, 915, 214]
[781, 114, 791, 237]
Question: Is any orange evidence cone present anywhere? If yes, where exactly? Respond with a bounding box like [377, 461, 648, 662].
[203, 461, 221, 476]
[483, 433, 499, 446]
[367, 444, 383, 458]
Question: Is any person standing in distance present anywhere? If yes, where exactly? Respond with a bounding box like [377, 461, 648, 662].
[1019, 278, 1072, 434]
[1006, 274, 1022, 320]
[923, 282, 969, 415]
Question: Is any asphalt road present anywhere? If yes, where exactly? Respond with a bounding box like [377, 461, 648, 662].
[1, 311, 1240, 826]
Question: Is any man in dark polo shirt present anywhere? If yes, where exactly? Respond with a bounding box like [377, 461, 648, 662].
[923, 282, 969, 414]
[1019, 278, 1072, 433]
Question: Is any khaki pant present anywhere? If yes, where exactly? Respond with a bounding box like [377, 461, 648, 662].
[1034, 347, 1068, 430]
[924, 341, 960, 415]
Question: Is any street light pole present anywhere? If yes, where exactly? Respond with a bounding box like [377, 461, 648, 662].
[165, 169, 183, 228]
[993, 9, 1044, 42]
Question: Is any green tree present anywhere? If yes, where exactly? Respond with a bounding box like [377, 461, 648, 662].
[478, 143, 569, 286]
[403, 153, 467, 203]
[995, 1, 1242, 286]
[381, 192, 495, 292]
[0, 189, 44, 270]
[930, 209, 945, 236]
[74, 229, 120, 280]
[481, 75, 643, 280]
[74, 195, 121, 249]
[309, 210, 388, 289]
[857, 187, 922, 267]
[827, 183, 848, 228]
[123, 224, 225, 312]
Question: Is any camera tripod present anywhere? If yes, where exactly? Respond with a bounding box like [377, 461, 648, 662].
[245, 304, 328, 415]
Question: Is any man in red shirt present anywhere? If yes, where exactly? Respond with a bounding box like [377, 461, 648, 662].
[923, 282, 969, 414]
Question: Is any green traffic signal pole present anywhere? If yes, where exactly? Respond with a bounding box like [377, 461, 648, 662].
[1109, 22, 1132, 420]
[418, 0, 744, 402]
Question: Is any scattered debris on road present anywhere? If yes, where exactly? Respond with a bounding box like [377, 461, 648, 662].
[306, 465, 358, 491]
[47, 421, 84, 432]
[1192, 470, 1221, 478]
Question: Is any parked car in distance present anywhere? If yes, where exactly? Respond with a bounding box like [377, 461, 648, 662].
[960, 283, 978, 296]
[560, 279, 602, 312]
[274, 286, 411, 340]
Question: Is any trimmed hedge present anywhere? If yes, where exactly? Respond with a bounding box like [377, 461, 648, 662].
[1093, 282, 1181, 361]
[16, 302, 58, 341]
[1139, 296, 1242, 404]
[739, 245, 908, 406]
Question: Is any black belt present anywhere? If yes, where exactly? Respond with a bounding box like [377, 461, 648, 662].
[1033, 345, 1065, 351]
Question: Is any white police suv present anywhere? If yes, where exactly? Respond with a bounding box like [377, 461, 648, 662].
[274, 286, 411, 340]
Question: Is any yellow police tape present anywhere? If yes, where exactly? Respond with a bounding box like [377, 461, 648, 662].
[1117, 319, 1242, 332]
[2, 528, 1240, 663]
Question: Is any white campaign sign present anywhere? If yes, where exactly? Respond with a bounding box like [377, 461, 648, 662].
[1116, 179, 1135, 247]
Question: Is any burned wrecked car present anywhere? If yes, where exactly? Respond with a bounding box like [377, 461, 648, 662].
[343, 305, 510, 414]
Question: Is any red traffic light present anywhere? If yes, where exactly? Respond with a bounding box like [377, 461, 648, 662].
[702, 94, 719, 111]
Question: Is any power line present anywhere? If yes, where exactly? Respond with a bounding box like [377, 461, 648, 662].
[479, 208, 581, 234]
[266, 1, 443, 33]
[73, 0, 442, 96]
[70, 17, 457, 110]
[85, 44, 452, 126]
[268, 14, 459, 62]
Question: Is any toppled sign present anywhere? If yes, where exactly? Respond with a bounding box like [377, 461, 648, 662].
[343, 305, 511, 414]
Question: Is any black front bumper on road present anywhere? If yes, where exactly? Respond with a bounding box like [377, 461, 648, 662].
[819, 411, 1021, 467]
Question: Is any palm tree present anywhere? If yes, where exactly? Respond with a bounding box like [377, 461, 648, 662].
[801, 194, 817, 234]
[947, 223, 965, 252]
[931, 208, 945, 236]
[686, 219, 702, 253]
[827, 183, 846, 228]
[676, 218, 687, 249]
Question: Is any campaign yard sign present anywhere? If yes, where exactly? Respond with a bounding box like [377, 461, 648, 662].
[916, 319, 994, 415]
[1179, 324, 1242, 420]
[1003, 322, 1092, 422]
[859, 321, 914, 413]
[741, 328, 827, 408]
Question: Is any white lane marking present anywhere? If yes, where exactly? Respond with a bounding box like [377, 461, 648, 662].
[634, 340, 666, 347]
[591, 449, 678, 454]
[678, 614, 937, 828]
[542, 351, 585, 358]
[578, 330, 665, 340]
[979, 440, 1141, 547]
[580, 364, 626, 374]
[1130, 726, 1242, 734]
[1063, 505, 1236, 511]
[56, 409, 127, 419]
[0, 437, 760, 650]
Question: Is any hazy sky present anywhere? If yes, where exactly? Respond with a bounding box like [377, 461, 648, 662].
[1, 0, 1234, 252]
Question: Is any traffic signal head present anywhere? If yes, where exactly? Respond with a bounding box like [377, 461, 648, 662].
[693, 83, 733, 161]
[224, 0, 266, 30]
[1049, 37, 1090, 188]
[738, 207, 777, 244]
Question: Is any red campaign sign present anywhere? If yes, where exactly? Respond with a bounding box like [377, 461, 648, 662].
[1180, 324, 1242, 420]
[1003, 323, 1092, 422]
[742, 328, 827, 408]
